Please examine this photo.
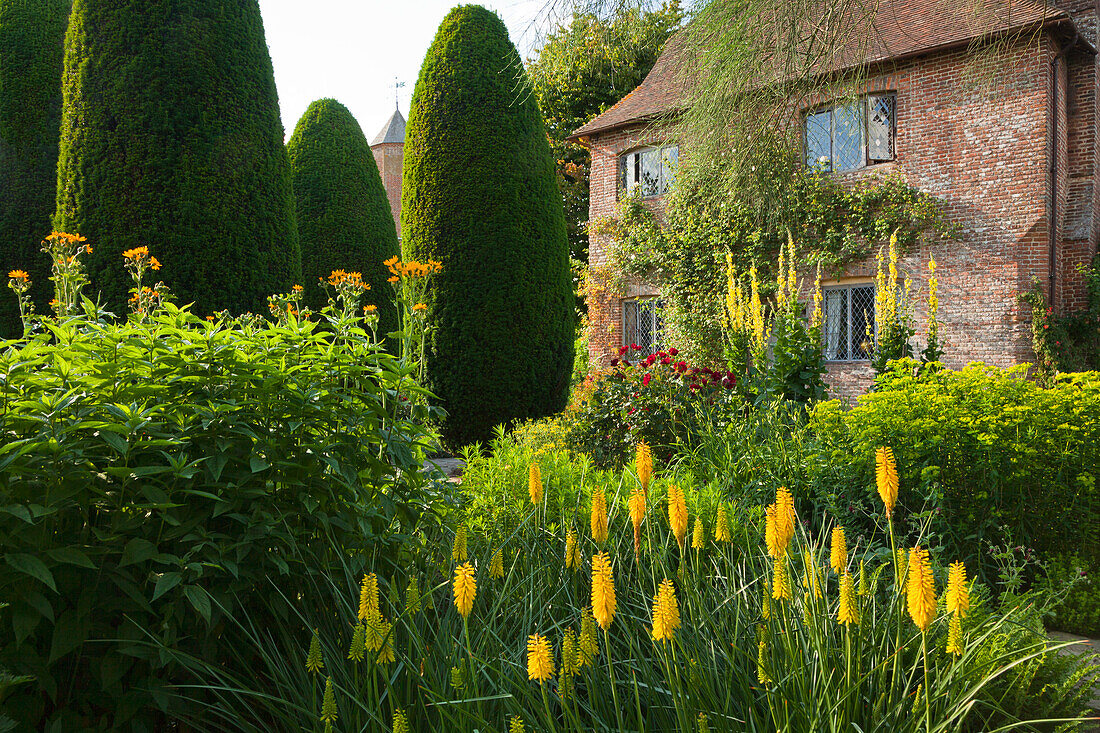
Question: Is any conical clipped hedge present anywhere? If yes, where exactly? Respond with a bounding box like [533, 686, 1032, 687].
[54, 0, 300, 316]
[0, 0, 70, 337]
[403, 5, 574, 446]
[286, 99, 399, 330]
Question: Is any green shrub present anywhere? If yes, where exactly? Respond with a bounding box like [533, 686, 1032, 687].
[810, 360, 1100, 581]
[0, 304, 444, 730]
[54, 0, 300, 316]
[402, 4, 575, 447]
[1042, 554, 1100, 637]
[286, 98, 400, 328]
[0, 0, 69, 337]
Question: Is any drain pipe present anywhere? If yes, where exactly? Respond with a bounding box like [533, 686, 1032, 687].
[1050, 29, 1080, 307]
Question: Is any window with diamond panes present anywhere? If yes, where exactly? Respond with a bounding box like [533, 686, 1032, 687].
[822, 284, 876, 361]
[804, 94, 895, 172]
[623, 298, 665, 357]
[619, 145, 678, 198]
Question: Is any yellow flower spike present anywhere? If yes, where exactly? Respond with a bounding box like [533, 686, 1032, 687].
[306, 628, 324, 675]
[562, 627, 579, 675]
[348, 622, 366, 662]
[565, 528, 581, 570]
[636, 441, 652, 493]
[490, 549, 504, 579]
[876, 447, 899, 516]
[509, 715, 525, 733]
[765, 503, 779, 558]
[946, 561, 970, 617]
[650, 578, 680, 643]
[762, 582, 772, 620]
[772, 555, 792, 601]
[667, 484, 688, 549]
[358, 573, 379, 622]
[692, 516, 705, 550]
[579, 608, 598, 667]
[838, 572, 859, 626]
[452, 524, 468, 563]
[526, 633, 554, 683]
[628, 488, 646, 559]
[393, 709, 409, 733]
[590, 489, 608, 544]
[906, 547, 936, 632]
[320, 676, 338, 726]
[453, 562, 476, 618]
[946, 611, 965, 656]
[803, 550, 821, 599]
[830, 526, 847, 574]
[757, 640, 772, 685]
[697, 711, 710, 733]
[450, 664, 466, 692]
[376, 620, 395, 664]
[858, 560, 868, 596]
[715, 504, 731, 543]
[590, 552, 617, 630]
[896, 548, 909, 591]
[774, 487, 796, 555]
[528, 461, 543, 505]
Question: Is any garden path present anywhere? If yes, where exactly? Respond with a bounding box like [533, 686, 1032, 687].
[424, 457, 465, 483]
[1049, 631, 1100, 730]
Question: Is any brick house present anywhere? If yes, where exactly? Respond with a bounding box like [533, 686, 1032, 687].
[371, 107, 406, 238]
[570, 0, 1100, 397]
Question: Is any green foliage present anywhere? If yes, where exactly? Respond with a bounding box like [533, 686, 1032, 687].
[810, 360, 1100, 581]
[286, 99, 400, 329]
[527, 2, 683, 266]
[0, 0, 70, 337]
[54, 0, 300, 316]
[601, 163, 954, 365]
[1042, 554, 1100, 637]
[1022, 256, 1100, 383]
[0, 306, 444, 730]
[402, 5, 574, 447]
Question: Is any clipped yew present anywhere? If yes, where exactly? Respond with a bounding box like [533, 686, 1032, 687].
[54, 0, 300, 315]
[402, 5, 574, 446]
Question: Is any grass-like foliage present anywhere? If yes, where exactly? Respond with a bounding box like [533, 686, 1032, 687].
[0, 244, 445, 729]
[165, 434, 1099, 732]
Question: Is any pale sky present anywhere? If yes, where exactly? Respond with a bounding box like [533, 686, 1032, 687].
[257, 0, 553, 142]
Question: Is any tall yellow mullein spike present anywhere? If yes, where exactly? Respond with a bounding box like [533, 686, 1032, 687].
[811, 262, 823, 330]
[636, 441, 653, 492]
[528, 461, 543, 505]
[837, 572, 859, 626]
[906, 547, 936, 632]
[875, 447, 899, 516]
[590, 552, 617, 630]
[786, 230, 797, 305]
[830, 526, 847, 574]
[776, 240, 787, 310]
[590, 489, 608, 544]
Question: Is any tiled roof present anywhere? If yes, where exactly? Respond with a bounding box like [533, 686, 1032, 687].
[372, 108, 406, 145]
[569, 0, 1075, 140]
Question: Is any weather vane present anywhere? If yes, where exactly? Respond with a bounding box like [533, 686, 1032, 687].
[394, 78, 406, 111]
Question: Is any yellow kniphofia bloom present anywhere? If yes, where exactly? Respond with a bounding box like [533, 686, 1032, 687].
[830, 526, 847, 573]
[774, 487, 796, 554]
[591, 552, 617, 630]
[772, 555, 792, 601]
[579, 608, 598, 666]
[306, 629, 324, 674]
[490, 549, 504, 579]
[803, 550, 821, 599]
[393, 709, 409, 733]
[692, 516, 705, 550]
[565, 528, 581, 570]
[452, 524, 468, 563]
[667, 484, 688, 549]
[529, 461, 543, 505]
[876, 447, 899, 515]
[358, 573, 379, 622]
[906, 547, 936, 632]
[636, 441, 652, 492]
[946, 610, 964, 656]
[715, 504, 731, 543]
[562, 627, 579, 675]
[651, 578, 680, 643]
[527, 633, 554, 683]
[629, 488, 646, 529]
[591, 489, 609, 544]
[837, 572, 859, 626]
[453, 562, 476, 618]
[946, 561, 970, 617]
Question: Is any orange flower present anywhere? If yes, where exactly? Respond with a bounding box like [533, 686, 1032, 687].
[387, 276, 400, 283]
[149, 257, 161, 270]
[7, 270, 28, 280]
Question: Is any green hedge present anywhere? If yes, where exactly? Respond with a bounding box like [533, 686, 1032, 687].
[287, 99, 400, 329]
[54, 0, 300, 316]
[402, 5, 574, 446]
[0, 0, 70, 336]
[0, 309, 442, 730]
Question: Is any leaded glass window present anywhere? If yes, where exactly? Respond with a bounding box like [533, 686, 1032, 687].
[622, 298, 664, 356]
[805, 94, 896, 172]
[822, 284, 876, 361]
[620, 145, 679, 198]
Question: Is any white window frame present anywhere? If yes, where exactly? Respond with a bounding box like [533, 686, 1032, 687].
[622, 297, 665, 357]
[821, 283, 877, 362]
[804, 93, 896, 173]
[619, 145, 678, 198]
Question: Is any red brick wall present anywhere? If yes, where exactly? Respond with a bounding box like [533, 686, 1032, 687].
[371, 142, 403, 237]
[583, 28, 1098, 400]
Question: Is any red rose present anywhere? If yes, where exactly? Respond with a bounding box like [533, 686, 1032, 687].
[631, 343, 641, 350]
[643, 373, 652, 387]
[660, 357, 671, 365]
[611, 358, 620, 367]
[668, 348, 679, 356]
[618, 345, 629, 356]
